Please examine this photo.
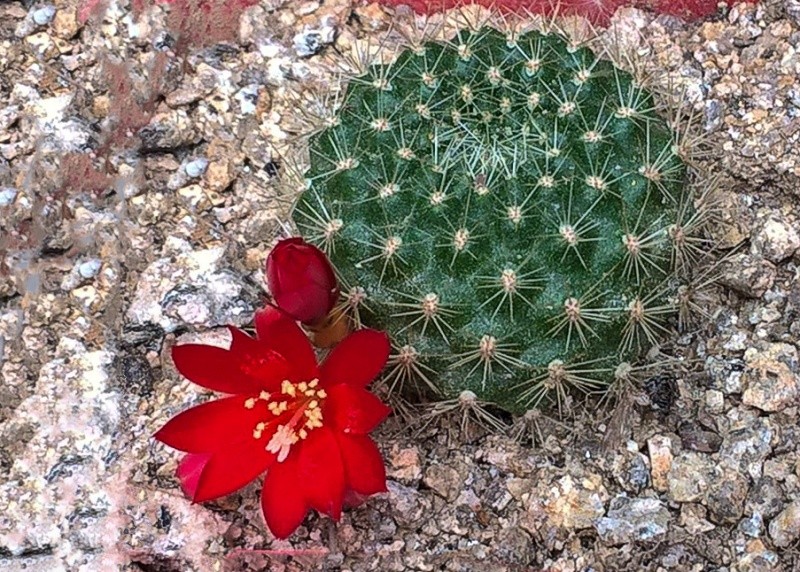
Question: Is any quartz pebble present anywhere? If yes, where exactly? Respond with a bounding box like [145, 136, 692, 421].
[32, 5, 56, 25]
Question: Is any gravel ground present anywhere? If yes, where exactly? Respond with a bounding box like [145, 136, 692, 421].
[1, 0, 800, 570]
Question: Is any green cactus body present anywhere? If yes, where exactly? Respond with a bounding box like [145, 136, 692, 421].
[294, 27, 689, 413]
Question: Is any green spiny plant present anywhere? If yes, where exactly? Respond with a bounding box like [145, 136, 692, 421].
[292, 24, 704, 414]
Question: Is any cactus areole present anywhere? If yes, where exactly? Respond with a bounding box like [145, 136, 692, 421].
[293, 28, 692, 413]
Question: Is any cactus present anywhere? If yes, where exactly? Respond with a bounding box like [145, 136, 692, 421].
[292, 26, 697, 413]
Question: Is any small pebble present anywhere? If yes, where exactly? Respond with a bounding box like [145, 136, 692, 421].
[0, 187, 17, 206]
[739, 513, 764, 537]
[32, 5, 56, 26]
[78, 259, 102, 279]
[185, 158, 209, 178]
[292, 21, 335, 57]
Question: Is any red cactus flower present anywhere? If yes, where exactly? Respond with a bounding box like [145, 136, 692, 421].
[154, 306, 391, 539]
[266, 237, 340, 325]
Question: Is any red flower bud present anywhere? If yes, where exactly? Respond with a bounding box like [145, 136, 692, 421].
[266, 237, 339, 324]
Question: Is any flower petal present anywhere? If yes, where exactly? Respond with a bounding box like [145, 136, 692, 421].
[324, 384, 391, 435]
[228, 327, 292, 392]
[254, 306, 318, 381]
[172, 334, 289, 394]
[192, 439, 276, 503]
[154, 395, 263, 453]
[319, 329, 390, 388]
[343, 489, 368, 509]
[335, 433, 387, 496]
[176, 453, 211, 499]
[261, 454, 309, 539]
[296, 427, 345, 520]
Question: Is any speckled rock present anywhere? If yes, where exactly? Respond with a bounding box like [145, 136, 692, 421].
[751, 209, 800, 263]
[705, 469, 749, 524]
[126, 239, 256, 333]
[386, 481, 429, 528]
[667, 451, 714, 503]
[746, 477, 785, 519]
[138, 110, 200, 152]
[595, 496, 670, 545]
[680, 503, 716, 535]
[611, 445, 650, 493]
[768, 500, 800, 548]
[741, 343, 800, 412]
[718, 417, 776, 481]
[387, 446, 422, 484]
[527, 474, 609, 531]
[718, 254, 777, 299]
[734, 540, 780, 572]
[0, 338, 116, 564]
[423, 463, 465, 503]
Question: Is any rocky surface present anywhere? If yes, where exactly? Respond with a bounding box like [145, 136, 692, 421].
[1, 0, 800, 570]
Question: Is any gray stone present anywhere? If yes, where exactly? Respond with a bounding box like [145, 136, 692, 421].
[612, 449, 650, 493]
[423, 464, 464, 503]
[751, 209, 800, 263]
[768, 500, 800, 548]
[0, 338, 195, 568]
[594, 496, 670, 545]
[705, 389, 725, 413]
[738, 513, 764, 537]
[667, 451, 714, 503]
[706, 470, 749, 524]
[718, 417, 775, 480]
[293, 20, 336, 57]
[789, 0, 800, 26]
[706, 355, 746, 395]
[746, 477, 784, 519]
[718, 254, 776, 298]
[387, 481, 429, 527]
[741, 343, 800, 412]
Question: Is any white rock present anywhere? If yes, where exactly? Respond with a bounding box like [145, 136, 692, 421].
[0, 187, 17, 206]
[78, 259, 102, 279]
[32, 5, 56, 25]
[184, 157, 209, 178]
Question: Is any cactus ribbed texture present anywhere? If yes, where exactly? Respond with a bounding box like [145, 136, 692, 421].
[294, 27, 692, 413]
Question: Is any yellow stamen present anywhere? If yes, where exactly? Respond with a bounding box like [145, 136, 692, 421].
[251, 379, 328, 462]
[281, 380, 296, 397]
